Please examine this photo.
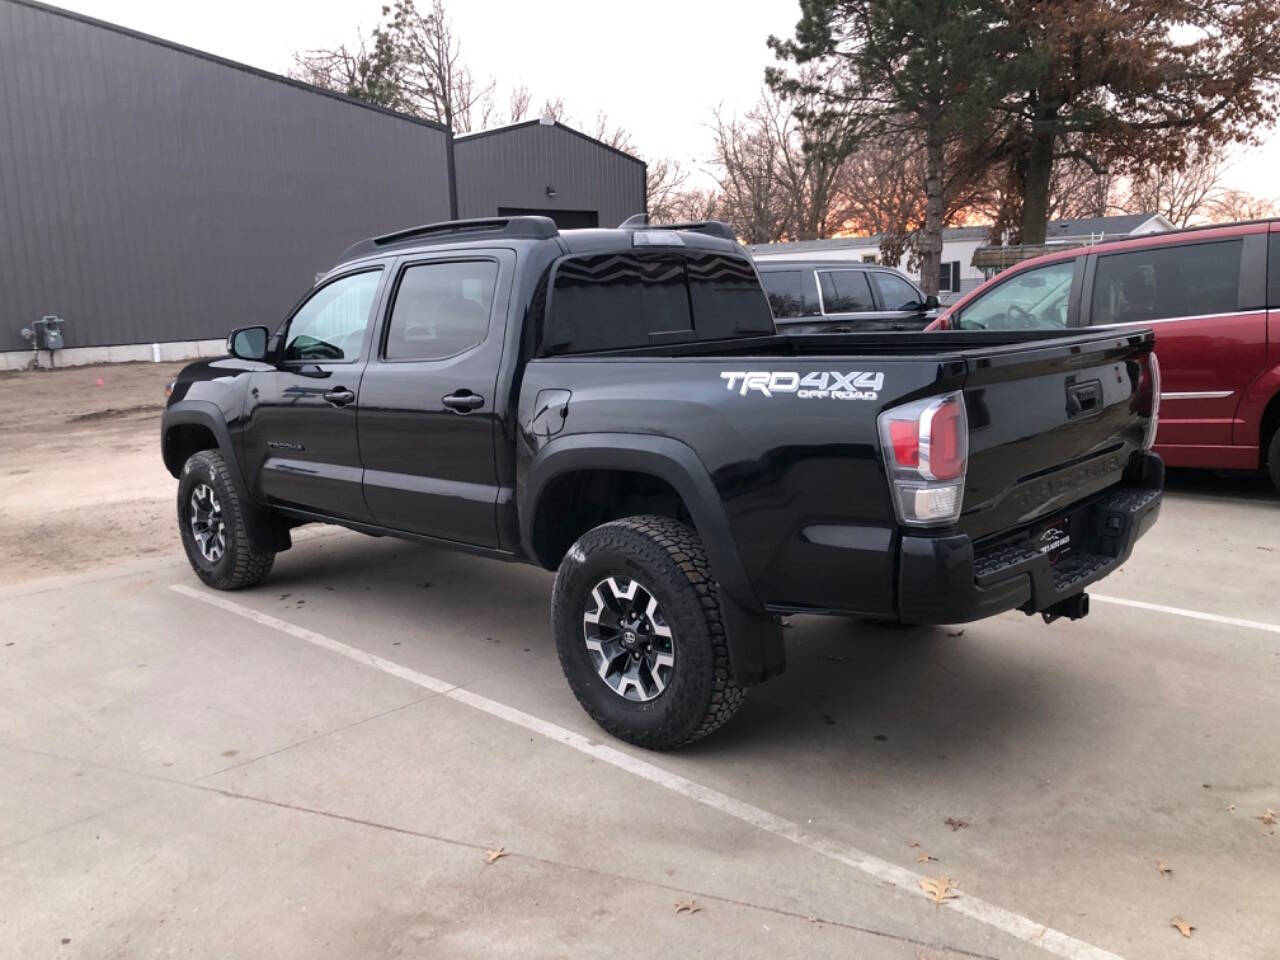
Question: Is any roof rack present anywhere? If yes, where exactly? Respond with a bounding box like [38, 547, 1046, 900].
[618, 214, 737, 243]
[341, 216, 559, 261]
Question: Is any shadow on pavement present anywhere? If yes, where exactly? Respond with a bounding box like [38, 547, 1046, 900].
[1163, 466, 1276, 505]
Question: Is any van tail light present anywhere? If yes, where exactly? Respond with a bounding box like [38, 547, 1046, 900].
[878, 391, 968, 526]
[1136, 352, 1161, 450]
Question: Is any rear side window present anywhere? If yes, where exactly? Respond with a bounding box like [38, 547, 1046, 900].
[760, 270, 806, 318]
[819, 270, 875, 313]
[873, 272, 924, 311]
[1090, 240, 1241, 325]
[545, 252, 773, 354]
[384, 260, 498, 360]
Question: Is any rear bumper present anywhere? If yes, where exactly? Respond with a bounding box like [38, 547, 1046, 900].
[897, 453, 1164, 624]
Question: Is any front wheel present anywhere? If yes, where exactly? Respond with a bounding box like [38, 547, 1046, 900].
[177, 449, 274, 590]
[551, 515, 744, 750]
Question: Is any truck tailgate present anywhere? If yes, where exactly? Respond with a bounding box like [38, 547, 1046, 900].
[957, 329, 1158, 543]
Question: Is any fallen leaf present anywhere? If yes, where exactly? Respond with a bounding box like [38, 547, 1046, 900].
[945, 817, 969, 831]
[917, 852, 938, 863]
[674, 900, 701, 915]
[918, 875, 958, 905]
[907, 841, 921, 848]
[483, 847, 507, 865]
[1156, 860, 1172, 876]
[1258, 809, 1277, 826]
[1171, 917, 1195, 938]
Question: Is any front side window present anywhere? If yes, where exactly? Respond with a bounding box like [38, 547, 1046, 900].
[283, 270, 382, 362]
[874, 273, 925, 311]
[1090, 240, 1241, 326]
[957, 259, 1074, 330]
[384, 260, 498, 361]
[819, 270, 875, 313]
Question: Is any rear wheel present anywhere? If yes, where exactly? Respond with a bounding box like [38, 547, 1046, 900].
[177, 450, 274, 590]
[551, 515, 744, 749]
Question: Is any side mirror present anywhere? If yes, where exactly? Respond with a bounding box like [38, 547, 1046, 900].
[923, 294, 940, 311]
[227, 326, 270, 361]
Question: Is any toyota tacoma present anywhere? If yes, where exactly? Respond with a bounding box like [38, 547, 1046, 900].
[162, 216, 1164, 749]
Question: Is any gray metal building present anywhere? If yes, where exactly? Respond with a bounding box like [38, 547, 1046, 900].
[454, 120, 646, 229]
[0, 0, 458, 354]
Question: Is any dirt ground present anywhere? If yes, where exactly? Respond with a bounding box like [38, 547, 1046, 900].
[0, 361, 188, 583]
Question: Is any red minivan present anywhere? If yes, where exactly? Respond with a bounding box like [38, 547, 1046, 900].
[929, 220, 1280, 491]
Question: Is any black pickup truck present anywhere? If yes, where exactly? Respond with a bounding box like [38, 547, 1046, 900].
[162, 216, 1163, 749]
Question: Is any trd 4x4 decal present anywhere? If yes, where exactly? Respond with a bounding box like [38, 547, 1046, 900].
[719, 370, 884, 400]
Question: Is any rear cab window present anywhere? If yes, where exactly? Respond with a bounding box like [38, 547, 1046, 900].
[543, 251, 774, 354]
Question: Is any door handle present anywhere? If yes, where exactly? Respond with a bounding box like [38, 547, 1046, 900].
[323, 387, 356, 407]
[442, 390, 484, 413]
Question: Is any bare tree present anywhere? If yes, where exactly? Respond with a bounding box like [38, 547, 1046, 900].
[384, 0, 493, 132]
[1206, 189, 1277, 223]
[290, 30, 404, 110]
[644, 157, 690, 222]
[708, 104, 794, 244]
[1117, 152, 1226, 226]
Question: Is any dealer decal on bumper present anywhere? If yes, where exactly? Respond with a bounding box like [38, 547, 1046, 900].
[719, 371, 884, 400]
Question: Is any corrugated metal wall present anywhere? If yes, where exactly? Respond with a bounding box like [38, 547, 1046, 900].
[0, 0, 454, 350]
[454, 122, 645, 228]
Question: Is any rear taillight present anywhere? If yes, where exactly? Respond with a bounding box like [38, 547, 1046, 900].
[878, 391, 968, 526]
[1141, 353, 1161, 450]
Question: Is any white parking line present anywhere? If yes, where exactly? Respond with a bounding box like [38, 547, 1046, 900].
[170, 582, 1125, 960]
[1092, 594, 1280, 635]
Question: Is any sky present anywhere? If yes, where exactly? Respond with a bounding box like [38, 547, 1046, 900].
[50, 0, 1280, 202]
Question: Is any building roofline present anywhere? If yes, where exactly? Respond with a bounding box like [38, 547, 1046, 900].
[454, 118, 646, 166]
[9, 0, 452, 135]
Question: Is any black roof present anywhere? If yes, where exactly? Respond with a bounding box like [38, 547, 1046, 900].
[12, 0, 450, 135]
[453, 118, 645, 166]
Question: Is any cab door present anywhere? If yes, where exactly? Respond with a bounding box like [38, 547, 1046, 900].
[240, 268, 385, 521]
[1083, 233, 1268, 457]
[356, 251, 513, 546]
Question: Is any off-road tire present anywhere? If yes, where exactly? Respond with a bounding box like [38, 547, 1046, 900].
[551, 515, 744, 749]
[177, 450, 274, 590]
[1267, 426, 1280, 494]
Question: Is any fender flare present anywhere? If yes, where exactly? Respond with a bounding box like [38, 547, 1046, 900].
[162, 402, 286, 553]
[522, 433, 784, 686]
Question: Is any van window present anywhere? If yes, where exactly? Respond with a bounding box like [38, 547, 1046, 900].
[819, 270, 875, 313]
[545, 252, 773, 354]
[874, 272, 925, 311]
[1090, 240, 1242, 325]
[957, 259, 1073, 330]
[760, 270, 806, 318]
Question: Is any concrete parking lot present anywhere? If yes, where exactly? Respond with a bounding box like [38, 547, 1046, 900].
[2, 364, 1278, 959]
